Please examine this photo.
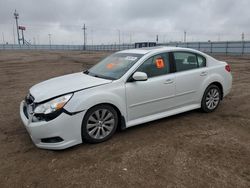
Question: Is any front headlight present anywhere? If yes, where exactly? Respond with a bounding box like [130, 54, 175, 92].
[34, 93, 73, 114]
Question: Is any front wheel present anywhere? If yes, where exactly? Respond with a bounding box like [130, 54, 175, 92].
[201, 85, 221, 113]
[81, 104, 118, 143]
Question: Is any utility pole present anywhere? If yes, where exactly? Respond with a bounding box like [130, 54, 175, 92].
[37, 35, 40, 45]
[129, 33, 132, 45]
[48, 34, 52, 48]
[2, 32, 5, 44]
[91, 29, 93, 46]
[218, 33, 221, 41]
[13, 24, 16, 44]
[184, 30, 187, 43]
[242, 32, 245, 42]
[122, 32, 125, 44]
[14, 10, 20, 45]
[118, 29, 121, 50]
[33, 37, 36, 45]
[156, 34, 159, 43]
[82, 24, 87, 50]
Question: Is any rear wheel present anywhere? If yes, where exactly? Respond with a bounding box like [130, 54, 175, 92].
[82, 104, 118, 143]
[201, 84, 221, 113]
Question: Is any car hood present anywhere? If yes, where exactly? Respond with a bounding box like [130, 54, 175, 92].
[30, 72, 112, 103]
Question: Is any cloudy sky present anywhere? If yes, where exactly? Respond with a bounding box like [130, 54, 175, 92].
[0, 0, 249, 45]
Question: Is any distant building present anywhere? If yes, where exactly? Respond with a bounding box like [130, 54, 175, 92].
[135, 42, 156, 48]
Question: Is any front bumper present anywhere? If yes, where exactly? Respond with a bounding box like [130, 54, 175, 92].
[20, 101, 85, 150]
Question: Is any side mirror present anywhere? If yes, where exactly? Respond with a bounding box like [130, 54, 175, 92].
[132, 72, 148, 81]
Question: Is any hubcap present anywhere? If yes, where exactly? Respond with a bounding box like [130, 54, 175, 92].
[87, 109, 115, 139]
[205, 88, 220, 110]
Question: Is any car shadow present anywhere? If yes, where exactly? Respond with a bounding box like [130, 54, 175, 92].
[54, 109, 204, 153]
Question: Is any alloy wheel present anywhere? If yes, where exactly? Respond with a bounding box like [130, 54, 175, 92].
[86, 109, 115, 139]
[205, 88, 220, 110]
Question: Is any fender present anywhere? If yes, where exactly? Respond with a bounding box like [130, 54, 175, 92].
[199, 70, 225, 102]
[64, 82, 127, 121]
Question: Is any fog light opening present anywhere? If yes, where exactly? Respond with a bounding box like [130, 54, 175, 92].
[41, 137, 64, 143]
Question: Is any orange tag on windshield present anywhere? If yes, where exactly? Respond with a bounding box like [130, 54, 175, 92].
[106, 63, 116, 69]
[155, 58, 165, 69]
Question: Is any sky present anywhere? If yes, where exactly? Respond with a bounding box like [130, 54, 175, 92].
[0, 0, 249, 45]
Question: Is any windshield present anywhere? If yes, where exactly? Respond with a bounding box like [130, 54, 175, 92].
[85, 53, 143, 80]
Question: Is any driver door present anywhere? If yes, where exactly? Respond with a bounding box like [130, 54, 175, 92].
[125, 53, 175, 122]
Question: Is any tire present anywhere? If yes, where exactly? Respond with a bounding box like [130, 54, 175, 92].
[81, 104, 118, 143]
[201, 84, 221, 113]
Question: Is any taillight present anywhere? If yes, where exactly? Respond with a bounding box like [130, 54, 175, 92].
[225, 65, 231, 72]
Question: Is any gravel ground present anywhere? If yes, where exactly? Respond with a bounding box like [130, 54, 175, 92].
[0, 50, 249, 188]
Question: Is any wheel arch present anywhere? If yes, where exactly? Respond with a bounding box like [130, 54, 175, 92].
[82, 103, 126, 135]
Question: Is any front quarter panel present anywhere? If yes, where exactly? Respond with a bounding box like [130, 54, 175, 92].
[64, 82, 127, 120]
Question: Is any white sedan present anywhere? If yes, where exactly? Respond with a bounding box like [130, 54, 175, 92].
[20, 47, 232, 150]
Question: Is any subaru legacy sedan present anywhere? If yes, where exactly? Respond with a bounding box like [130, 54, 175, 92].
[20, 47, 232, 150]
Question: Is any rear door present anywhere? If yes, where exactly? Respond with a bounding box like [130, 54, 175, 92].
[172, 51, 208, 107]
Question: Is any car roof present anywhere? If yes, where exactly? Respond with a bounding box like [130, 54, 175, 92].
[118, 46, 206, 56]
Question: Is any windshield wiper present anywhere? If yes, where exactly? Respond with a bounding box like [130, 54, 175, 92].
[93, 74, 115, 80]
[84, 70, 115, 80]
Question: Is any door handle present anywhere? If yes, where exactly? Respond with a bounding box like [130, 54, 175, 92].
[200, 71, 207, 76]
[164, 79, 174, 84]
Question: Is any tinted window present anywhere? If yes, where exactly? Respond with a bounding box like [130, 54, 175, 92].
[137, 53, 170, 78]
[197, 55, 206, 67]
[173, 52, 198, 72]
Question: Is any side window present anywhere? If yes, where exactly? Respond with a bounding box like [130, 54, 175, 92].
[173, 52, 198, 72]
[197, 55, 206, 68]
[137, 53, 170, 78]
